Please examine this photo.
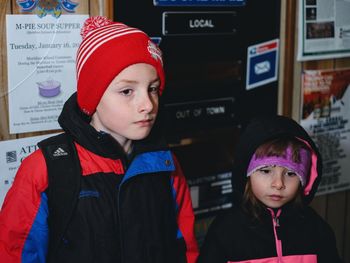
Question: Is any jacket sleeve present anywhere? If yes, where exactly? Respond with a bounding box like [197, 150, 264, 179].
[0, 150, 49, 263]
[196, 214, 229, 263]
[315, 213, 344, 263]
[171, 154, 199, 263]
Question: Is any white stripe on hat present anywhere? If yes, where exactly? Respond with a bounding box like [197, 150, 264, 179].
[77, 25, 144, 77]
[77, 26, 133, 72]
[77, 29, 142, 77]
[77, 25, 138, 68]
[77, 24, 126, 62]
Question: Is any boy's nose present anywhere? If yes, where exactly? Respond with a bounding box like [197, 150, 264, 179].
[271, 174, 285, 190]
[138, 94, 154, 113]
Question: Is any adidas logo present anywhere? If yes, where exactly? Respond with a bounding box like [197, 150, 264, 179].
[52, 147, 68, 157]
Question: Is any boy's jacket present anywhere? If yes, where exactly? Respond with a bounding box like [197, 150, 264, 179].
[0, 93, 198, 263]
[198, 115, 342, 263]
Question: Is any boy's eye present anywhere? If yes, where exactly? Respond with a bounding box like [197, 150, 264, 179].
[149, 86, 159, 94]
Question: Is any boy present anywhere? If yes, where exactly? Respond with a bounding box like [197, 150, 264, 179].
[0, 16, 198, 263]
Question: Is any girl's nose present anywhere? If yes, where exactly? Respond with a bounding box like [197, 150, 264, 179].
[271, 174, 285, 190]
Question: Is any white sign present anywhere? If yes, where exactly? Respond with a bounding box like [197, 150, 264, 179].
[297, 0, 350, 61]
[301, 69, 350, 195]
[0, 133, 59, 207]
[6, 14, 88, 134]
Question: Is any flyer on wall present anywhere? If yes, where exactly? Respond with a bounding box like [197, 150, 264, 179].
[297, 0, 350, 61]
[301, 68, 350, 195]
[0, 133, 59, 207]
[6, 14, 88, 134]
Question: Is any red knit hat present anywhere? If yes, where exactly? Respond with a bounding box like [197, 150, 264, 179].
[76, 16, 165, 115]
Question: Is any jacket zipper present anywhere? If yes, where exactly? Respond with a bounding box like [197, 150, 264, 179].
[268, 208, 282, 263]
[117, 183, 124, 263]
[117, 158, 128, 263]
[116, 151, 173, 263]
[117, 168, 140, 263]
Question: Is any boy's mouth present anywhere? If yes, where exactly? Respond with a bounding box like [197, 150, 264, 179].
[135, 118, 153, 126]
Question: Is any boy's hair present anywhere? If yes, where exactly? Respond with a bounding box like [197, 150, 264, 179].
[242, 137, 308, 219]
[76, 16, 165, 115]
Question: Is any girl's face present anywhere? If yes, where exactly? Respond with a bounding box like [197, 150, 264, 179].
[91, 63, 160, 147]
[250, 165, 301, 208]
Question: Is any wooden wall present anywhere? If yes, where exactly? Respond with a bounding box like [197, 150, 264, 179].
[279, 1, 350, 262]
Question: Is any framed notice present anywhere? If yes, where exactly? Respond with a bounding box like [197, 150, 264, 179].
[297, 0, 350, 61]
[6, 14, 88, 134]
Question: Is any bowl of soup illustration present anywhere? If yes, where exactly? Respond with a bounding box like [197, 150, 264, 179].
[37, 80, 61, 97]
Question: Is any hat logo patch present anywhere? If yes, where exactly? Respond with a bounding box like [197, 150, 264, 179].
[147, 40, 163, 65]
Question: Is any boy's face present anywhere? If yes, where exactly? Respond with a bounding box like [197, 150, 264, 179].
[91, 63, 160, 145]
[250, 165, 301, 208]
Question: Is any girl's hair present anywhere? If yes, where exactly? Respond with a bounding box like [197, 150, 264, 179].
[254, 137, 307, 162]
[242, 137, 308, 219]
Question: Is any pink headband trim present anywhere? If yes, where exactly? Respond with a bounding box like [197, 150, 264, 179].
[247, 146, 311, 186]
[295, 138, 318, 196]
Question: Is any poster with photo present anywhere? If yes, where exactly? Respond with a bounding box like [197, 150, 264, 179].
[301, 68, 350, 195]
[6, 14, 88, 134]
[297, 0, 350, 61]
[0, 133, 59, 207]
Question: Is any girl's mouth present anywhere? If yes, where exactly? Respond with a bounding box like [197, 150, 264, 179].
[269, 195, 283, 201]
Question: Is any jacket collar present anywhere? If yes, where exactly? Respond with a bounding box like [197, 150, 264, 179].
[58, 93, 168, 160]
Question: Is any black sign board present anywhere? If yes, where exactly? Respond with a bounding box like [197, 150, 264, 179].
[164, 97, 235, 134]
[163, 12, 237, 35]
[154, 0, 246, 7]
[114, 0, 281, 139]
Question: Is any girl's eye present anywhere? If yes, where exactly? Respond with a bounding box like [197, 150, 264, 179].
[258, 167, 271, 174]
[120, 89, 133, 96]
[286, 171, 297, 177]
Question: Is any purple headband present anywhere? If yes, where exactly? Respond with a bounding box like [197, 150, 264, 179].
[247, 146, 311, 186]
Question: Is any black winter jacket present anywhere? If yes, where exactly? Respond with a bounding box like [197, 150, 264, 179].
[0, 93, 198, 263]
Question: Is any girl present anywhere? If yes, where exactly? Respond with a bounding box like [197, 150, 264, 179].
[198, 115, 342, 263]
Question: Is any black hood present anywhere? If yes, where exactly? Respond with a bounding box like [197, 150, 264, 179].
[232, 115, 322, 205]
[58, 92, 168, 160]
